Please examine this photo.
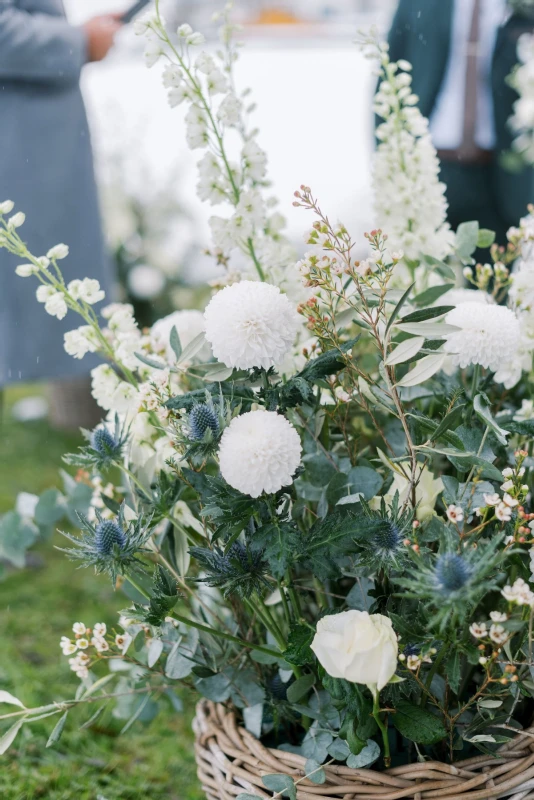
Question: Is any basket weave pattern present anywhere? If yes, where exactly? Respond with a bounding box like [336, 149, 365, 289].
[193, 701, 534, 800]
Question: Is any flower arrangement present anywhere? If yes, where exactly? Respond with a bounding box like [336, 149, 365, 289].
[2, 7, 534, 796]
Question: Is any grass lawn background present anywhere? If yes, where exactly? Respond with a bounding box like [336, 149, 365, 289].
[0, 386, 202, 800]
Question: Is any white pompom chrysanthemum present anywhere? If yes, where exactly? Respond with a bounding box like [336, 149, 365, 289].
[203, 281, 299, 370]
[218, 410, 302, 497]
[444, 302, 521, 373]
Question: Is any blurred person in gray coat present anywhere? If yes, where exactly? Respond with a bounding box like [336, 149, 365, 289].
[0, 1, 122, 425]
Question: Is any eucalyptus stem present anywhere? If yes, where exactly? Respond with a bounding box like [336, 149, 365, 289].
[372, 690, 391, 768]
[125, 574, 281, 659]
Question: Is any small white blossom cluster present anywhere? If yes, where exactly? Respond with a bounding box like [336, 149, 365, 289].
[501, 577, 534, 607]
[508, 33, 534, 164]
[359, 37, 454, 262]
[507, 211, 534, 373]
[60, 622, 109, 679]
[469, 612, 510, 645]
[133, 5, 296, 290]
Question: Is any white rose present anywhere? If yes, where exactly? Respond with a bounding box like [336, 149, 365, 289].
[311, 610, 398, 693]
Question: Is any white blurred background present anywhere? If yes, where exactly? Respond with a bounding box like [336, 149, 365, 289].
[63, 0, 396, 288]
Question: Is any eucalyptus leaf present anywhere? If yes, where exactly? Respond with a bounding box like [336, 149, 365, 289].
[395, 353, 446, 387]
[46, 711, 68, 748]
[0, 719, 24, 755]
[473, 394, 510, 446]
[346, 739, 380, 768]
[262, 773, 297, 800]
[169, 326, 182, 360]
[304, 758, 326, 784]
[385, 336, 425, 366]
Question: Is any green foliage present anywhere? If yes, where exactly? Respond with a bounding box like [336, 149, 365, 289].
[392, 702, 448, 745]
[132, 566, 179, 626]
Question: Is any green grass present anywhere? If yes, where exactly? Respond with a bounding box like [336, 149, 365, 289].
[0, 386, 202, 800]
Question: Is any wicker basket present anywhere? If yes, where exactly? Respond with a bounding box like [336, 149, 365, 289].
[193, 701, 534, 800]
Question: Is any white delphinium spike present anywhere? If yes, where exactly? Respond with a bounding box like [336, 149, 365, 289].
[358, 33, 454, 263]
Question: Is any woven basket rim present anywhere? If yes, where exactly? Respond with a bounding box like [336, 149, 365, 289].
[193, 700, 534, 800]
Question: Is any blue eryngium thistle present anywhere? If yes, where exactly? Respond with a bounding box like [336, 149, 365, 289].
[91, 427, 118, 456]
[59, 505, 153, 585]
[395, 536, 504, 634]
[189, 403, 219, 441]
[94, 520, 127, 556]
[354, 495, 412, 570]
[63, 414, 128, 469]
[435, 554, 472, 594]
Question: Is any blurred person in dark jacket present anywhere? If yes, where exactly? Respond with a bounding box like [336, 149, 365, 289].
[387, 0, 534, 242]
[0, 1, 121, 426]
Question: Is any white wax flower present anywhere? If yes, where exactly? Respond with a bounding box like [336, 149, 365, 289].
[444, 302, 521, 374]
[218, 410, 302, 497]
[311, 610, 398, 693]
[0, 200, 14, 214]
[203, 280, 299, 370]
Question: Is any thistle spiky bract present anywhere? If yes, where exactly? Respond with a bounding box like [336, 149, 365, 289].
[189, 541, 269, 599]
[352, 495, 412, 571]
[180, 388, 234, 462]
[58, 504, 153, 585]
[395, 534, 505, 633]
[63, 414, 128, 469]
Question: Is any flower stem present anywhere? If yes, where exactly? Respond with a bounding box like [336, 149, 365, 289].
[125, 574, 281, 659]
[372, 690, 391, 769]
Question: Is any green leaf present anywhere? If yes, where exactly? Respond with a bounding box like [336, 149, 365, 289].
[0, 511, 39, 568]
[299, 509, 359, 579]
[169, 326, 182, 360]
[176, 331, 206, 364]
[456, 221, 479, 259]
[413, 283, 455, 307]
[35, 488, 66, 526]
[262, 774, 297, 800]
[395, 353, 446, 387]
[283, 624, 315, 666]
[385, 281, 415, 337]
[237, 795, 262, 800]
[134, 351, 167, 370]
[165, 637, 196, 679]
[286, 674, 316, 703]
[431, 404, 466, 442]
[446, 651, 462, 695]
[392, 701, 448, 745]
[0, 691, 25, 709]
[327, 737, 350, 760]
[250, 521, 299, 580]
[422, 255, 456, 281]
[400, 305, 454, 324]
[0, 719, 24, 755]
[477, 228, 496, 248]
[297, 337, 360, 382]
[346, 739, 380, 768]
[385, 336, 425, 366]
[473, 394, 510, 446]
[506, 418, 534, 436]
[395, 322, 458, 338]
[304, 758, 326, 784]
[46, 711, 68, 748]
